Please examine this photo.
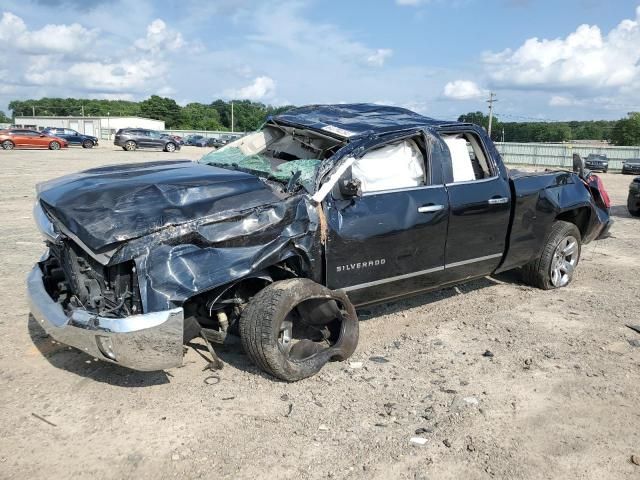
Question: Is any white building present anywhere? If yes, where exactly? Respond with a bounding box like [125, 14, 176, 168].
[13, 116, 166, 139]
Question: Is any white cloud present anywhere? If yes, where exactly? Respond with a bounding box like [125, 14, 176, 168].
[0, 11, 97, 54]
[245, 3, 393, 69]
[226, 76, 276, 100]
[24, 59, 163, 93]
[134, 19, 185, 54]
[443, 80, 486, 100]
[483, 6, 640, 92]
[395, 0, 430, 5]
[549, 95, 576, 107]
[366, 48, 393, 67]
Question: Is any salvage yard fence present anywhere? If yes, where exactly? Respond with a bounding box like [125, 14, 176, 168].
[495, 142, 640, 171]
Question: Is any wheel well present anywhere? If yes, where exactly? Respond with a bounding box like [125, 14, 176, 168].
[182, 258, 305, 333]
[556, 207, 590, 238]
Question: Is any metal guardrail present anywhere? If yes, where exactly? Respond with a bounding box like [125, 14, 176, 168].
[495, 142, 640, 170]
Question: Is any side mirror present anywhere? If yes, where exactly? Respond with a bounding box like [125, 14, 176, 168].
[572, 153, 585, 178]
[339, 178, 362, 198]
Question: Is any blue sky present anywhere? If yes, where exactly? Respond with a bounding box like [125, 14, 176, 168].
[1, 0, 639, 121]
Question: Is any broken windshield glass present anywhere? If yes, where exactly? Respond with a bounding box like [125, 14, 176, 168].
[200, 147, 321, 193]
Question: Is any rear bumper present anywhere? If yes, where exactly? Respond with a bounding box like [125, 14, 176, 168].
[27, 265, 184, 371]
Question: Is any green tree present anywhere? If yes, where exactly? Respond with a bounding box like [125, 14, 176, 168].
[0, 110, 11, 123]
[611, 112, 640, 146]
[457, 111, 502, 140]
[139, 95, 182, 128]
[179, 103, 223, 130]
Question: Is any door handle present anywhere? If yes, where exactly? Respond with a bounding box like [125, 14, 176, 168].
[487, 197, 509, 205]
[417, 205, 444, 213]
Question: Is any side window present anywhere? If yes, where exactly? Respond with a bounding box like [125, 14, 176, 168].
[64, 129, 76, 135]
[442, 132, 494, 183]
[148, 131, 161, 139]
[352, 138, 427, 193]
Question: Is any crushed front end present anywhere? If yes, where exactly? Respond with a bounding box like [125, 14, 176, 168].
[28, 203, 184, 371]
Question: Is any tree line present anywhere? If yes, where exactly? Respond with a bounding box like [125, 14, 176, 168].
[3, 96, 640, 146]
[6, 96, 294, 132]
[458, 111, 640, 146]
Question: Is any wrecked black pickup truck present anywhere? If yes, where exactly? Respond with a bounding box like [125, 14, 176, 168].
[27, 104, 612, 381]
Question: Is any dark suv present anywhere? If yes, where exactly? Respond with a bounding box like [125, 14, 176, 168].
[114, 129, 180, 152]
[584, 154, 609, 173]
[42, 128, 98, 148]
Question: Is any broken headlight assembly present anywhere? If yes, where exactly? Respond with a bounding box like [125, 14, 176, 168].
[33, 202, 61, 245]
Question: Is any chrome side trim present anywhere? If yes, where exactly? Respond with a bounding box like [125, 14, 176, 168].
[362, 184, 444, 196]
[445, 253, 503, 268]
[341, 265, 445, 292]
[340, 253, 503, 292]
[445, 175, 500, 187]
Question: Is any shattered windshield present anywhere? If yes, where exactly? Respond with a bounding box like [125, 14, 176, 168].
[200, 147, 322, 193]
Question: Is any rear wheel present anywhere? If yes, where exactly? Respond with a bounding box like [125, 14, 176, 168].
[49, 141, 61, 150]
[522, 220, 581, 290]
[2, 140, 14, 150]
[82, 139, 94, 148]
[124, 140, 137, 151]
[165, 142, 176, 152]
[239, 278, 359, 381]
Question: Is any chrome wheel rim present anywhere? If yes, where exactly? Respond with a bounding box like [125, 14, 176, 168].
[125, 141, 135, 151]
[166, 143, 175, 152]
[2, 141, 13, 150]
[50, 142, 60, 150]
[550, 235, 578, 287]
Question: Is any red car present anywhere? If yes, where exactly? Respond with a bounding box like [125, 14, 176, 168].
[0, 129, 69, 150]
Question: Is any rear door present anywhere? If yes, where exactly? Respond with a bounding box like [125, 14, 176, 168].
[324, 132, 450, 305]
[147, 130, 165, 148]
[65, 129, 82, 144]
[440, 129, 511, 280]
[136, 130, 152, 148]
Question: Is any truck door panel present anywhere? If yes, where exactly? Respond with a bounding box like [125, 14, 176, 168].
[441, 131, 510, 279]
[324, 133, 449, 306]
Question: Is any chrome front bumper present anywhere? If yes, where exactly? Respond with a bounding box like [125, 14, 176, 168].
[27, 265, 184, 371]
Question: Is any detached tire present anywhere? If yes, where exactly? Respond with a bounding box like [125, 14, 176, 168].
[522, 220, 581, 290]
[239, 278, 359, 382]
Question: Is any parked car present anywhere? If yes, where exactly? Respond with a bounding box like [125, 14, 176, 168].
[166, 134, 184, 145]
[622, 158, 640, 175]
[114, 128, 180, 152]
[207, 138, 226, 148]
[42, 128, 98, 148]
[184, 134, 204, 146]
[0, 129, 68, 150]
[628, 177, 640, 216]
[28, 104, 611, 381]
[584, 153, 609, 173]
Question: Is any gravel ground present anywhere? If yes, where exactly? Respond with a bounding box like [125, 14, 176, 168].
[0, 144, 639, 480]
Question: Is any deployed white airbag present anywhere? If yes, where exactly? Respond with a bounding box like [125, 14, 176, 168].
[443, 135, 475, 182]
[352, 140, 425, 193]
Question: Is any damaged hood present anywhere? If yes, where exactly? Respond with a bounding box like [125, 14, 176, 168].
[37, 160, 283, 252]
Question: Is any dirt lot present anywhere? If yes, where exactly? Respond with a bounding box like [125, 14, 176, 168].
[0, 144, 638, 480]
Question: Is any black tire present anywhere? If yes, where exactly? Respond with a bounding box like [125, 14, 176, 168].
[165, 142, 176, 152]
[2, 140, 14, 150]
[49, 141, 61, 150]
[82, 139, 94, 148]
[522, 220, 581, 290]
[239, 278, 359, 382]
[603, 168, 608, 173]
[628, 196, 640, 217]
[124, 140, 137, 151]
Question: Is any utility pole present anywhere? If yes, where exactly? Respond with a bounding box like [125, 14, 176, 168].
[32, 105, 35, 117]
[486, 92, 497, 138]
[81, 105, 85, 117]
[231, 101, 234, 133]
